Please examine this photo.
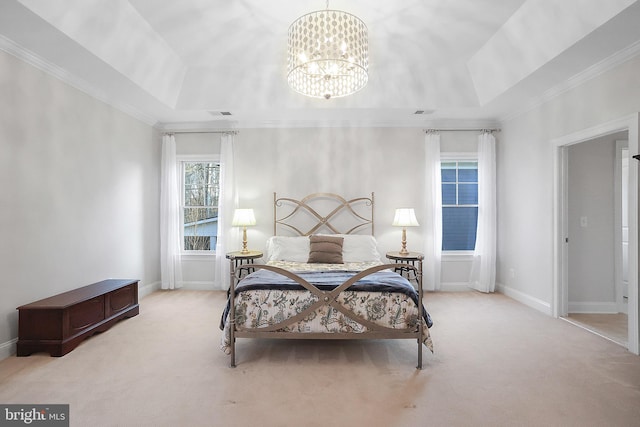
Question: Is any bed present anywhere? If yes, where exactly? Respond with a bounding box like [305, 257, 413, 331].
[219, 193, 433, 369]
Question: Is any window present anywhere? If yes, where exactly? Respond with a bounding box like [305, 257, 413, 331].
[441, 160, 478, 251]
[182, 161, 220, 251]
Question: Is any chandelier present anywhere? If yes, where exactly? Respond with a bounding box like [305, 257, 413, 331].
[287, 2, 368, 100]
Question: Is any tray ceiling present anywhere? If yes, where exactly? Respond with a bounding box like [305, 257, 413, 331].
[1, 0, 640, 128]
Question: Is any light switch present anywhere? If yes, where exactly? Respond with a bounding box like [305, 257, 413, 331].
[580, 216, 588, 227]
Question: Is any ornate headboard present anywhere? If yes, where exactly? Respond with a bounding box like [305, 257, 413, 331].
[274, 192, 374, 236]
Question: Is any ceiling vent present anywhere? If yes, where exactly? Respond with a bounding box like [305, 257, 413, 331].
[209, 111, 233, 117]
[414, 110, 434, 115]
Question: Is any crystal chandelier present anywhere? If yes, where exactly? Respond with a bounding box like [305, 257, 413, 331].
[287, 2, 368, 100]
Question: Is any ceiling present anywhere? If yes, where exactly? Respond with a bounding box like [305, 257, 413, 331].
[1, 0, 640, 129]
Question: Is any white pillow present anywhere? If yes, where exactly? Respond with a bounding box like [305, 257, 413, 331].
[266, 236, 310, 262]
[319, 234, 381, 262]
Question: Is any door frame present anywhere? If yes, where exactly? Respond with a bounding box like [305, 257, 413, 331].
[552, 113, 639, 354]
[615, 140, 629, 314]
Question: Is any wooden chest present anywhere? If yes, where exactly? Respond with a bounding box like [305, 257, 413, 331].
[16, 279, 139, 357]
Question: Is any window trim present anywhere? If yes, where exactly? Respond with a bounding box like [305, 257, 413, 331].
[178, 155, 221, 256]
[441, 152, 478, 257]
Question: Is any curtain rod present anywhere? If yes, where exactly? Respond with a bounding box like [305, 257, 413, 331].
[424, 128, 500, 133]
[425, 128, 501, 132]
[163, 130, 239, 135]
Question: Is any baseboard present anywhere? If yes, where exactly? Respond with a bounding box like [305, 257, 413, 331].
[0, 338, 17, 361]
[139, 280, 161, 298]
[151, 281, 220, 291]
[440, 282, 472, 292]
[180, 281, 216, 291]
[568, 301, 619, 314]
[496, 282, 552, 316]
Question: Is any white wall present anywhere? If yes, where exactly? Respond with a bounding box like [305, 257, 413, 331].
[174, 128, 478, 289]
[236, 127, 427, 257]
[0, 49, 161, 356]
[498, 54, 640, 313]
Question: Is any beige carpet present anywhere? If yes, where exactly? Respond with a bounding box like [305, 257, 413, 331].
[1, 290, 640, 427]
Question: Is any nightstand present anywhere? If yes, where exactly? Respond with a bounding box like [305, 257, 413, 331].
[386, 251, 424, 286]
[226, 250, 263, 282]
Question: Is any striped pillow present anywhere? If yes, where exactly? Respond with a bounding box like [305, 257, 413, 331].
[307, 235, 344, 264]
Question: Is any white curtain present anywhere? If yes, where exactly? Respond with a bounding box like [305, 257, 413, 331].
[424, 132, 442, 291]
[470, 132, 497, 292]
[214, 133, 238, 290]
[160, 134, 183, 289]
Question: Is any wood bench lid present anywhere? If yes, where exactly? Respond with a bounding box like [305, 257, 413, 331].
[17, 279, 138, 310]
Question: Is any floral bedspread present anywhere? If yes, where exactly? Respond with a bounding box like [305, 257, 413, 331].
[219, 263, 433, 354]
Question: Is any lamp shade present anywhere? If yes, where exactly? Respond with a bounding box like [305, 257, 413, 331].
[231, 209, 256, 227]
[392, 208, 419, 227]
[287, 7, 368, 99]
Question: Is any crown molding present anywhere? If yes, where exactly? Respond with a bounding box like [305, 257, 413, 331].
[159, 117, 500, 130]
[0, 34, 158, 127]
[501, 39, 640, 123]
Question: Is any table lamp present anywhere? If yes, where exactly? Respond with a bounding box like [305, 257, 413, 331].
[232, 208, 256, 254]
[392, 208, 419, 255]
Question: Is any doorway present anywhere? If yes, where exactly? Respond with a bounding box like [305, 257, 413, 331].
[552, 113, 639, 355]
[563, 133, 628, 346]
[565, 135, 628, 347]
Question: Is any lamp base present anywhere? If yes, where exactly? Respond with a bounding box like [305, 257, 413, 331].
[240, 227, 249, 254]
[399, 227, 409, 255]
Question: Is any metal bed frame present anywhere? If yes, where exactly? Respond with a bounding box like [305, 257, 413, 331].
[226, 192, 425, 369]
